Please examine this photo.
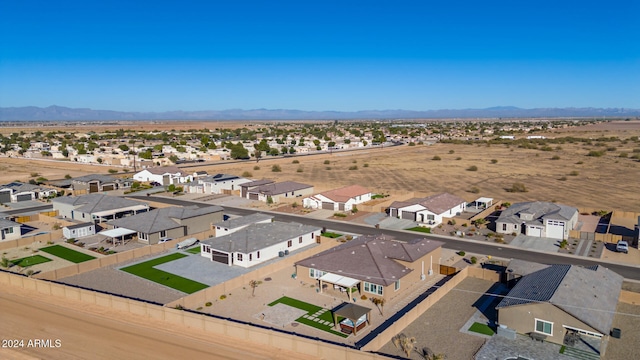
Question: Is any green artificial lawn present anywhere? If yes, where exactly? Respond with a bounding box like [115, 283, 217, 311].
[185, 246, 201, 254]
[269, 296, 348, 338]
[406, 226, 431, 233]
[120, 253, 208, 294]
[39, 245, 96, 263]
[468, 322, 495, 336]
[11, 255, 52, 267]
[322, 232, 343, 238]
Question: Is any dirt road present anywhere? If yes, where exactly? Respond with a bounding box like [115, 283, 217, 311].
[0, 286, 314, 360]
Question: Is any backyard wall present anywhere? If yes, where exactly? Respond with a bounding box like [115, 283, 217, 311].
[619, 290, 640, 305]
[0, 271, 386, 360]
[0, 230, 64, 251]
[167, 236, 340, 309]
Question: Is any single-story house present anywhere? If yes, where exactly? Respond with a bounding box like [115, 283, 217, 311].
[67, 174, 132, 194]
[192, 173, 253, 195]
[246, 181, 314, 203]
[303, 185, 372, 211]
[53, 193, 150, 223]
[388, 193, 467, 225]
[0, 218, 21, 241]
[240, 179, 275, 198]
[62, 222, 96, 239]
[200, 221, 321, 268]
[495, 201, 578, 240]
[106, 205, 224, 245]
[133, 166, 192, 185]
[0, 182, 57, 203]
[295, 235, 443, 302]
[497, 263, 623, 346]
[213, 213, 273, 237]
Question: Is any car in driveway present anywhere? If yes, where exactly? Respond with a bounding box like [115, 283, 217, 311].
[616, 240, 629, 254]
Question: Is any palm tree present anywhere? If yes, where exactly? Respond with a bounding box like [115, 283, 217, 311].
[249, 280, 260, 297]
[372, 297, 386, 316]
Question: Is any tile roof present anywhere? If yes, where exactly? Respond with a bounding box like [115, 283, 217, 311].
[497, 264, 623, 334]
[389, 193, 466, 214]
[53, 194, 148, 214]
[317, 185, 370, 203]
[295, 235, 443, 286]
[108, 205, 223, 233]
[202, 221, 321, 253]
[498, 201, 578, 225]
[214, 213, 274, 229]
[250, 181, 313, 196]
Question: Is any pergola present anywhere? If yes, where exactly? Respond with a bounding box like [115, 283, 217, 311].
[99, 227, 136, 246]
[318, 272, 360, 301]
[472, 197, 493, 209]
[333, 302, 371, 336]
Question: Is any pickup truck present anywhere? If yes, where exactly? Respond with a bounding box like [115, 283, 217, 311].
[176, 237, 199, 250]
[616, 240, 629, 254]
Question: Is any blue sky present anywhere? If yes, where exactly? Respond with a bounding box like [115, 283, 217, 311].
[1, 0, 638, 112]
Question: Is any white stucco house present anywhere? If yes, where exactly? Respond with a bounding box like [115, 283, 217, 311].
[0, 219, 22, 241]
[388, 193, 467, 225]
[200, 221, 321, 268]
[495, 201, 578, 240]
[303, 185, 372, 212]
[133, 166, 192, 185]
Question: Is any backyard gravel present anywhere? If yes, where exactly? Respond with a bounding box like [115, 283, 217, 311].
[59, 252, 186, 304]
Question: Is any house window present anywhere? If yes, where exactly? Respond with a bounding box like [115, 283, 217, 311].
[502, 224, 507, 231]
[427, 214, 434, 221]
[139, 232, 148, 241]
[257, 251, 260, 259]
[249, 253, 252, 261]
[311, 233, 315, 239]
[6, 227, 13, 234]
[287, 240, 292, 247]
[237, 253, 243, 261]
[514, 224, 518, 229]
[299, 236, 303, 244]
[394, 280, 400, 291]
[535, 319, 553, 335]
[309, 268, 325, 279]
[364, 282, 383, 296]
[160, 230, 167, 238]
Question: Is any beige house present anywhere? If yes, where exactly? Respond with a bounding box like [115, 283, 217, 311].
[246, 181, 314, 203]
[295, 234, 443, 302]
[497, 263, 622, 349]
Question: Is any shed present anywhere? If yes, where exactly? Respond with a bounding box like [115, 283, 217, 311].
[63, 222, 96, 239]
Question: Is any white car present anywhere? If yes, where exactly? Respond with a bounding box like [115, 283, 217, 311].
[616, 241, 629, 254]
[158, 238, 172, 244]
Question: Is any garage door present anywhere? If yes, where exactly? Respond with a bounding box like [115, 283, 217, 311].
[527, 226, 542, 237]
[546, 221, 565, 239]
[390, 208, 398, 217]
[248, 193, 259, 200]
[16, 194, 32, 202]
[0, 192, 10, 204]
[322, 202, 334, 210]
[102, 184, 115, 191]
[210, 251, 229, 264]
[338, 203, 346, 211]
[89, 183, 99, 193]
[401, 211, 416, 220]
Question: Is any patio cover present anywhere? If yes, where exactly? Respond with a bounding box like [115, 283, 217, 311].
[319, 273, 359, 288]
[333, 302, 371, 336]
[99, 228, 136, 238]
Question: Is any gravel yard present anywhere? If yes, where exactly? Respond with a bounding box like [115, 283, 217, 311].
[59, 252, 186, 304]
[378, 277, 495, 360]
[604, 302, 640, 360]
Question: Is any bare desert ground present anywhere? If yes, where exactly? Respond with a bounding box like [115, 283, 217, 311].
[2, 121, 639, 211]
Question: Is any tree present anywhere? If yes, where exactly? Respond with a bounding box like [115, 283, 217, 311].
[169, 154, 180, 163]
[229, 143, 249, 159]
[371, 297, 385, 315]
[249, 280, 261, 297]
[254, 149, 262, 162]
[0, 256, 10, 269]
[392, 334, 416, 358]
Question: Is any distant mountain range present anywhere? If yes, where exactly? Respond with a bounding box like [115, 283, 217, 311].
[1, 105, 639, 121]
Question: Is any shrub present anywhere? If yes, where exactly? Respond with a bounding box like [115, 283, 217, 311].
[576, 161, 584, 164]
[619, 152, 628, 158]
[491, 159, 498, 164]
[587, 150, 604, 157]
[432, 155, 441, 161]
[205, 302, 212, 307]
[507, 182, 527, 193]
[291, 202, 298, 208]
[447, 219, 456, 225]
[470, 256, 477, 264]
[253, 165, 260, 170]
[241, 171, 253, 177]
[266, 196, 273, 205]
[456, 157, 462, 160]
[361, 295, 367, 301]
[292, 159, 299, 164]
[271, 164, 282, 172]
[363, 163, 369, 167]
[348, 165, 358, 170]
[551, 155, 560, 160]
[108, 169, 118, 174]
[467, 165, 478, 171]
[606, 147, 617, 152]
[325, 166, 332, 170]
[569, 171, 579, 176]
[296, 167, 303, 173]
[64, 174, 72, 179]
[219, 295, 227, 300]
[448, 150, 455, 154]
[351, 205, 358, 214]
[333, 212, 347, 217]
[352, 160, 357, 163]
[457, 251, 466, 256]
[323, 160, 330, 164]
[469, 186, 480, 194]
[558, 176, 567, 181]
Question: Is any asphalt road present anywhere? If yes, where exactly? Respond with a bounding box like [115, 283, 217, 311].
[132, 195, 640, 280]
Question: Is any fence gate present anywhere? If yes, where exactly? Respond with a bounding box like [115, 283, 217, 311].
[440, 265, 457, 275]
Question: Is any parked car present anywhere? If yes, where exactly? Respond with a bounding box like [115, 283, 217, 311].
[616, 240, 629, 254]
[158, 238, 172, 244]
[150, 181, 162, 187]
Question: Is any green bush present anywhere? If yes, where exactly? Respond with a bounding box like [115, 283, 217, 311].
[323, 160, 330, 164]
[271, 164, 282, 172]
[220, 295, 227, 300]
[457, 251, 466, 256]
[470, 256, 478, 264]
[491, 159, 498, 164]
[507, 182, 527, 193]
[205, 301, 212, 307]
[467, 165, 478, 171]
[348, 165, 358, 170]
[432, 155, 441, 161]
[292, 159, 299, 164]
[551, 155, 560, 160]
[253, 165, 260, 170]
[333, 212, 347, 217]
[241, 171, 253, 177]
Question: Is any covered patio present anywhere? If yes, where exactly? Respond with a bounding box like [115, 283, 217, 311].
[333, 302, 372, 336]
[99, 227, 136, 246]
[318, 272, 360, 301]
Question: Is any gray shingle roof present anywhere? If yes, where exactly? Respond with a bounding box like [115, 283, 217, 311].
[250, 181, 313, 196]
[240, 179, 274, 188]
[389, 193, 466, 214]
[65, 222, 94, 230]
[0, 218, 21, 229]
[0, 182, 42, 192]
[497, 264, 623, 334]
[108, 205, 223, 233]
[214, 213, 273, 229]
[53, 194, 148, 214]
[71, 174, 121, 184]
[497, 201, 577, 225]
[295, 235, 443, 286]
[201, 173, 240, 183]
[202, 222, 321, 253]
